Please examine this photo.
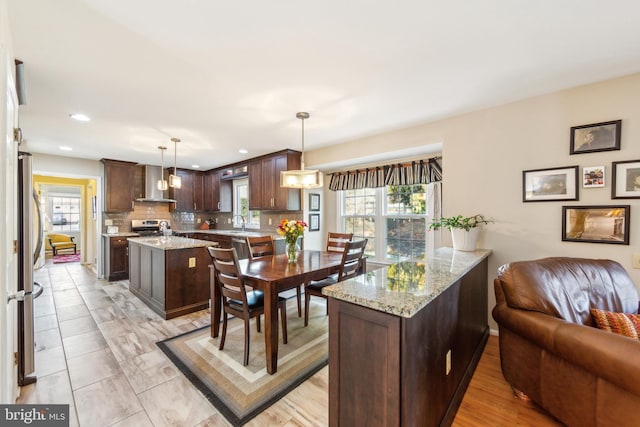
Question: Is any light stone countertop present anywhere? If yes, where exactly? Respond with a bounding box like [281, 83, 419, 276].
[322, 247, 491, 318]
[102, 232, 140, 237]
[172, 229, 286, 240]
[127, 235, 218, 250]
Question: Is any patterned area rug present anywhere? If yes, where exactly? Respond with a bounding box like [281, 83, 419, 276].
[157, 299, 329, 426]
[53, 252, 80, 263]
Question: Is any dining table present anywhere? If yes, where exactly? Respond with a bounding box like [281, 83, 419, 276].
[209, 249, 344, 374]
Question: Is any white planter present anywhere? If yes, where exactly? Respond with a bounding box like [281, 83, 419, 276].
[451, 227, 480, 251]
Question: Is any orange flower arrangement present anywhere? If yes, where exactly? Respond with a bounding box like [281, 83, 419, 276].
[276, 219, 307, 245]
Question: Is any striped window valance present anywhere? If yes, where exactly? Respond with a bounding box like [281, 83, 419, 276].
[328, 156, 442, 191]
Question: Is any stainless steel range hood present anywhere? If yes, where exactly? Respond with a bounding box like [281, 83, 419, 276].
[135, 165, 177, 203]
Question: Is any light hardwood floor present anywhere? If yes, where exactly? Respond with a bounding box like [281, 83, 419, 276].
[18, 260, 563, 426]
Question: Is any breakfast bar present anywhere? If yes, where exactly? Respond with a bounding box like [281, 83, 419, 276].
[323, 247, 491, 427]
[128, 236, 217, 319]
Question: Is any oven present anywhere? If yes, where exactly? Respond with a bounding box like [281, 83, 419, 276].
[131, 219, 170, 236]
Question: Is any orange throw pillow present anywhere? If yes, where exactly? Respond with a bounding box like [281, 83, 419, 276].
[590, 308, 640, 339]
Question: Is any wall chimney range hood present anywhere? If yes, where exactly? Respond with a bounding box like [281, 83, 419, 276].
[135, 165, 177, 203]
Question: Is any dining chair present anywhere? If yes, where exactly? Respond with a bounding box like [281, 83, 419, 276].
[304, 238, 368, 326]
[208, 246, 288, 366]
[246, 235, 304, 318]
[326, 232, 353, 253]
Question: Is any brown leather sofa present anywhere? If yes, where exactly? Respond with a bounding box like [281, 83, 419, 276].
[493, 257, 640, 427]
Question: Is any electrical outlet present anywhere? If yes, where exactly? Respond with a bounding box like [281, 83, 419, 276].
[633, 253, 640, 269]
[197, 218, 201, 224]
[105, 219, 113, 226]
[188, 257, 196, 268]
[445, 350, 452, 375]
[228, 218, 232, 224]
[269, 218, 272, 225]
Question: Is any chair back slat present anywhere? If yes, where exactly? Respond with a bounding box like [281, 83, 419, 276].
[208, 247, 247, 305]
[246, 235, 275, 259]
[338, 239, 368, 281]
[327, 232, 353, 253]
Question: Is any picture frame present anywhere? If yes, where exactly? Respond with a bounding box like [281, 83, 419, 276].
[309, 193, 320, 211]
[582, 166, 605, 188]
[570, 120, 621, 154]
[562, 205, 630, 245]
[522, 166, 579, 202]
[309, 213, 320, 231]
[611, 160, 640, 199]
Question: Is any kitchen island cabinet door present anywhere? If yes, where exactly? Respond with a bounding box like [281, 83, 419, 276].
[101, 159, 136, 212]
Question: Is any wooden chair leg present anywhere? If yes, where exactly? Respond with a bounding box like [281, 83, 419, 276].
[296, 286, 302, 317]
[304, 290, 311, 327]
[256, 314, 261, 332]
[325, 296, 329, 315]
[280, 302, 288, 344]
[219, 313, 228, 351]
[244, 317, 250, 366]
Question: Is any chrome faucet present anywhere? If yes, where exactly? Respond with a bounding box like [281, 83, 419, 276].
[233, 215, 246, 232]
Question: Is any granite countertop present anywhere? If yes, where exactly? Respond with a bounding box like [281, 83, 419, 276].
[173, 229, 284, 239]
[322, 247, 491, 318]
[127, 235, 218, 250]
[102, 232, 140, 237]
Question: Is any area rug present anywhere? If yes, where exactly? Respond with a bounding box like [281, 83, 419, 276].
[157, 300, 329, 426]
[53, 252, 80, 263]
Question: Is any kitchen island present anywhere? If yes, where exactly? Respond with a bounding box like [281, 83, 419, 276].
[323, 247, 491, 427]
[128, 236, 217, 319]
[172, 229, 293, 258]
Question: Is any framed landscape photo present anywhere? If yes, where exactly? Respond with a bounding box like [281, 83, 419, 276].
[570, 120, 621, 154]
[582, 166, 605, 188]
[523, 166, 579, 202]
[309, 213, 320, 231]
[612, 160, 640, 199]
[309, 193, 320, 211]
[562, 205, 630, 245]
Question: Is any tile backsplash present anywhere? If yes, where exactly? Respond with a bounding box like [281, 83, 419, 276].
[102, 202, 301, 234]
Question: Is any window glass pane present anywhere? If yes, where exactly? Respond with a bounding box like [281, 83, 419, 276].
[233, 179, 259, 228]
[50, 195, 81, 232]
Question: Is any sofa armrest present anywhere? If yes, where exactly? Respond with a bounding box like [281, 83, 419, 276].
[555, 322, 640, 396]
[492, 302, 565, 354]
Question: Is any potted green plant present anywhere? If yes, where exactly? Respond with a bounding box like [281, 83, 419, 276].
[428, 214, 492, 251]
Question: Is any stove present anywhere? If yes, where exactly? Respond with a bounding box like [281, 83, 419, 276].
[131, 219, 170, 236]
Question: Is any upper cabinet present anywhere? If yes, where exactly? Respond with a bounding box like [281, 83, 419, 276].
[249, 150, 301, 211]
[101, 159, 137, 212]
[169, 169, 204, 212]
[203, 170, 232, 212]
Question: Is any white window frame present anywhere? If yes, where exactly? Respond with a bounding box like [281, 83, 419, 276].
[340, 185, 432, 263]
[232, 178, 259, 229]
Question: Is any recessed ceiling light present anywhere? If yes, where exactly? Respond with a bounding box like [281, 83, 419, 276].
[239, 149, 248, 154]
[69, 113, 90, 122]
[59, 146, 72, 151]
[192, 165, 200, 169]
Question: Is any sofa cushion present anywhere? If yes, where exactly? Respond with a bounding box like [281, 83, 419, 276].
[591, 308, 640, 339]
[497, 257, 639, 325]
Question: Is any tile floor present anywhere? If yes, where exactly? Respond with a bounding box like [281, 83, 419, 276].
[18, 261, 328, 426]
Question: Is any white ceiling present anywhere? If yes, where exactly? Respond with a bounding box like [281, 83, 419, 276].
[8, 0, 640, 170]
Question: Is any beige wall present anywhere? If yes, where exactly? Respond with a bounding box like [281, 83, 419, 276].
[308, 72, 640, 331]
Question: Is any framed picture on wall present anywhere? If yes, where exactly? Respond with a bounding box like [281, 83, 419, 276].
[309, 193, 320, 211]
[612, 160, 640, 199]
[562, 205, 629, 245]
[570, 120, 621, 154]
[309, 213, 320, 231]
[582, 166, 605, 188]
[523, 166, 579, 202]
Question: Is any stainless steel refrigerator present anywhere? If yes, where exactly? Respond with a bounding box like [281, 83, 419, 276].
[17, 151, 43, 386]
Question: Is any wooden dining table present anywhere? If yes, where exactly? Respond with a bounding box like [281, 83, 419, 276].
[209, 249, 344, 374]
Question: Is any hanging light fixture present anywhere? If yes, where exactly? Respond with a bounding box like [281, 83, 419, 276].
[169, 137, 182, 189]
[280, 112, 323, 188]
[157, 146, 168, 191]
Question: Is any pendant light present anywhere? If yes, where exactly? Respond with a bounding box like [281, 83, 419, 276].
[169, 137, 182, 189]
[157, 146, 168, 191]
[280, 112, 323, 188]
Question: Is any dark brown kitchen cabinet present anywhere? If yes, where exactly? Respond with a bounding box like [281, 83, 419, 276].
[169, 169, 204, 211]
[249, 150, 301, 211]
[203, 170, 232, 212]
[104, 236, 129, 281]
[101, 159, 137, 212]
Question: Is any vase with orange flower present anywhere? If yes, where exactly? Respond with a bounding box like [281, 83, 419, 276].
[277, 219, 307, 263]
